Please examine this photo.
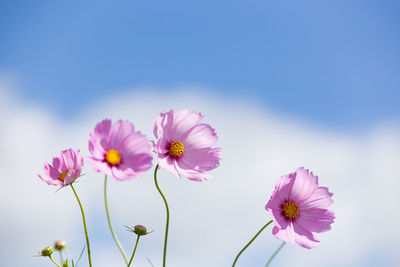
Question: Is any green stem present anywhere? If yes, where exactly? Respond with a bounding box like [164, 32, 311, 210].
[59, 250, 64, 265]
[265, 242, 286, 267]
[232, 220, 273, 267]
[127, 235, 140, 267]
[49, 255, 62, 267]
[70, 184, 93, 267]
[104, 175, 129, 265]
[154, 165, 170, 267]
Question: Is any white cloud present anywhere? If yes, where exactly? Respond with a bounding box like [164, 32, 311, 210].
[0, 80, 399, 267]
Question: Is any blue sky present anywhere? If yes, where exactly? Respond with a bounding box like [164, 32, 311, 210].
[1, 0, 399, 129]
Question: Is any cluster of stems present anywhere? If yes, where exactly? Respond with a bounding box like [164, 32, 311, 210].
[43, 164, 284, 267]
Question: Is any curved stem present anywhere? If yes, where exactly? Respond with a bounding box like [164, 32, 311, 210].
[154, 165, 170, 267]
[265, 242, 286, 267]
[104, 175, 129, 265]
[127, 235, 140, 267]
[48, 255, 62, 267]
[232, 220, 273, 267]
[70, 184, 92, 267]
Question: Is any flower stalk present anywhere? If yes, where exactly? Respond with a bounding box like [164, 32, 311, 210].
[232, 220, 273, 267]
[104, 175, 129, 265]
[49, 255, 62, 267]
[127, 235, 140, 267]
[70, 184, 92, 267]
[154, 165, 170, 267]
[265, 242, 286, 267]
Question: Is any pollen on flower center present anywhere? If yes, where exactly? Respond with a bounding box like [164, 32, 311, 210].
[59, 170, 68, 182]
[282, 201, 299, 219]
[168, 141, 184, 157]
[105, 149, 122, 165]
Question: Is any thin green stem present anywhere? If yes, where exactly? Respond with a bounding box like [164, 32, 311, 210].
[49, 255, 62, 267]
[232, 220, 273, 267]
[70, 184, 92, 267]
[127, 235, 140, 267]
[265, 242, 286, 267]
[104, 175, 129, 265]
[154, 165, 170, 267]
[59, 250, 64, 265]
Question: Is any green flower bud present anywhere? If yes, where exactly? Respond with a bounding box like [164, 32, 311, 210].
[41, 246, 54, 257]
[54, 240, 67, 250]
[62, 261, 69, 267]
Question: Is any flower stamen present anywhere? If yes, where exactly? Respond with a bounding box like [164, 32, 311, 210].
[59, 170, 69, 182]
[105, 149, 122, 166]
[168, 141, 184, 157]
[282, 201, 299, 219]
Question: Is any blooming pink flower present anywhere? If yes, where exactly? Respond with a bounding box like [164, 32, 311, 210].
[38, 149, 83, 186]
[153, 109, 221, 181]
[87, 119, 153, 181]
[265, 167, 335, 249]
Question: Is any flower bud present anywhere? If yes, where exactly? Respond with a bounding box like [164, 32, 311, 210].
[134, 225, 148, 236]
[41, 246, 54, 257]
[54, 240, 67, 250]
[62, 262, 69, 267]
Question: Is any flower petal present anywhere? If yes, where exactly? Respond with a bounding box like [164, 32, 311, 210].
[275, 173, 295, 202]
[108, 120, 135, 150]
[297, 208, 335, 233]
[300, 187, 333, 210]
[292, 221, 321, 249]
[180, 147, 221, 172]
[169, 110, 203, 141]
[272, 222, 295, 243]
[290, 167, 319, 203]
[175, 159, 212, 181]
[181, 123, 218, 150]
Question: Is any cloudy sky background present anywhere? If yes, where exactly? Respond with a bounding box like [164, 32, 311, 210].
[1, 1, 399, 266]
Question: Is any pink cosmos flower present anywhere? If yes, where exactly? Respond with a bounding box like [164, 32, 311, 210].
[153, 109, 221, 181]
[265, 167, 335, 249]
[87, 119, 153, 181]
[38, 149, 83, 186]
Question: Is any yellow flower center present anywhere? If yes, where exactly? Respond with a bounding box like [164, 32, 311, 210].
[59, 170, 68, 182]
[105, 149, 122, 165]
[168, 141, 184, 157]
[282, 201, 299, 219]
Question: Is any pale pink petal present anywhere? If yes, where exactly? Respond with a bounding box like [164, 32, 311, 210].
[175, 160, 212, 181]
[276, 173, 295, 201]
[300, 187, 333, 209]
[293, 221, 321, 249]
[111, 166, 137, 181]
[272, 222, 295, 243]
[108, 120, 135, 150]
[157, 156, 181, 178]
[123, 153, 153, 173]
[120, 132, 152, 156]
[290, 167, 319, 203]
[180, 147, 221, 172]
[180, 124, 218, 150]
[169, 110, 203, 141]
[38, 173, 62, 186]
[265, 189, 286, 213]
[297, 208, 335, 233]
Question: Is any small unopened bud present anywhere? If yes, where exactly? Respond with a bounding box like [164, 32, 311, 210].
[54, 240, 67, 250]
[62, 262, 69, 267]
[41, 246, 54, 257]
[134, 225, 148, 236]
